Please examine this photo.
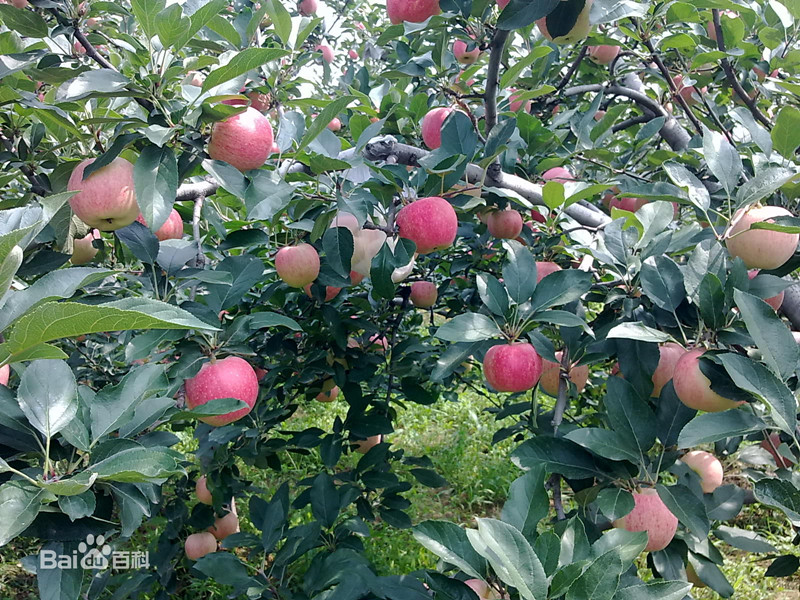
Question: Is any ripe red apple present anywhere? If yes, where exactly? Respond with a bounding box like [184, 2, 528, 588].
[594, 110, 606, 121]
[538, 351, 589, 397]
[672, 349, 744, 412]
[208, 498, 239, 540]
[652, 342, 685, 397]
[349, 49, 359, 60]
[316, 44, 334, 63]
[195, 475, 213, 505]
[508, 89, 531, 113]
[725, 205, 799, 270]
[275, 243, 320, 288]
[208, 107, 274, 172]
[680, 450, 723, 493]
[497, 0, 509, 7]
[0, 364, 9, 386]
[541, 166, 574, 182]
[316, 379, 339, 402]
[672, 75, 707, 106]
[68, 157, 139, 231]
[396, 196, 458, 254]
[136, 208, 183, 241]
[483, 343, 543, 393]
[386, 0, 440, 24]
[354, 434, 382, 454]
[464, 579, 500, 599]
[536, 0, 593, 44]
[185, 356, 259, 426]
[304, 283, 341, 301]
[247, 91, 270, 112]
[327, 117, 342, 131]
[453, 40, 480, 64]
[761, 433, 794, 468]
[753, 66, 779, 82]
[421, 106, 454, 149]
[588, 45, 620, 65]
[298, 0, 317, 15]
[613, 488, 678, 551]
[410, 281, 438, 307]
[70, 231, 99, 264]
[609, 196, 648, 212]
[535, 261, 562, 283]
[184, 71, 205, 87]
[254, 367, 268, 380]
[185, 532, 217, 560]
[748, 270, 784, 310]
[487, 209, 523, 239]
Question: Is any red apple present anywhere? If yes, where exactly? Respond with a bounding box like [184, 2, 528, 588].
[185, 532, 217, 560]
[536, 0, 593, 44]
[68, 157, 139, 231]
[195, 475, 213, 505]
[609, 196, 649, 212]
[316, 379, 339, 402]
[0, 364, 9, 386]
[453, 40, 480, 64]
[184, 71, 205, 87]
[137, 208, 183, 241]
[725, 205, 799, 270]
[327, 117, 342, 131]
[541, 167, 574, 182]
[396, 196, 458, 254]
[254, 367, 268, 380]
[275, 243, 320, 288]
[680, 450, 723, 493]
[487, 209, 523, 239]
[672, 349, 744, 412]
[410, 281, 438, 307]
[208, 498, 239, 540]
[706, 10, 737, 41]
[497, 0, 509, 7]
[208, 107, 274, 172]
[535, 261, 562, 283]
[185, 356, 260, 426]
[70, 231, 99, 264]
[316, 44, 334, 63]
[386, 0, 440, 24]
[672, 75, 707, 106]
[613, 488, 678, 551]
[247, 91, 270, 112]
[464, 579, 500, 599]
[483, 343, 543, 392]
[421, 106, 454, 149]
[748, 270, 784, 310]
[349, 49, 359, 60]
[761, 433, 794, 468]
[594, 110, 606, 121]
[354, 434, 382, 454]
[304, 283, 341, 301]
[588, 45, 620, 65]
[652, 342, 685, 397]
[298, 0, 317, 15]
[508, 89, 531, 113]
[538, 351, 589, 396]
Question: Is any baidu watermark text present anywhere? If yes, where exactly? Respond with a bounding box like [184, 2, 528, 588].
[39, 534, 149, 571]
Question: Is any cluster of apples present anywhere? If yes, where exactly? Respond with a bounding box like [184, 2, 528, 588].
[184, 476, 241, 560]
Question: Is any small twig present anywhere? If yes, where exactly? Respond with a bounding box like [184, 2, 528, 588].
[484, 30, 510, 135]
[192, 194, 206, 269]
[548, 473, 566, 520]
[551, 349, 571, 435]
[611, 114, 653, 132]
[385, 286, 412, 403]
[1, 134, 48, 196]
[362, 221, 395, 235]
[555, 46, 588, 92]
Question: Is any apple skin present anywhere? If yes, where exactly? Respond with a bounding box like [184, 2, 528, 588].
[410, 281, 438, 308]
[185, 532, 217, 560]
[208, 107, 274, 172]
[588, 45, 620, 65]
[70, 231, 99, 264]
[304, 283, 341, 302]
[298, 0, 317, 15]
[487, 209, 523, 239]
[185, 356, 260, 426]
[327, 117, 342, 131]
[386, 0, 440, 24]
[706, 10, 737, 41]
[248, 91, 270, 112]
[651, 342, 685, 397]
[208, 498, 239, 540]
[541, 167, 574, 182]
[453, 40, 480, 64]
[497, 0, 509, 7]
[68, 157, 139, 231]
[508, 89, 531, 113]
[535, 261, 562, 283]
[0, 364, 9, 386]
[354, 434, 382, 454]
[136, 208, 183, 241]
[464, 579, 500, 599]
[539, 351, 589, 397]
[672, 349, 744, 412]
[195, 475, 213, 505]
[748, 270, 784, 310]
[316, 44, 334, 63]
[761, 433, 794, 468]
[609, 196, 648, 212]
[536, 0, 593, 44]
[275, 243, 321, 288]
[725, 205, 799, 270]
[680, 450, 724, 493]
[483, 343, 543, 393]
[396, 196, 458, 254]
[421, 107, 453, 149]
[316, 379, 339, 402]
[672, 75, 707, 106]
[613, 488, 678, 551]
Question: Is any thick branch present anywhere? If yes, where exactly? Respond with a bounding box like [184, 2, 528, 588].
[555, 46, 588, 92]
[177, 178, 219, 202]
[484, 30, 510, 135]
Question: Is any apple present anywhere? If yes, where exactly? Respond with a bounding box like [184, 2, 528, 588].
[497, 0, 509, 7]
[421, 106, 454, 149]
[761, 433, 794, 468]
[352, 229, 388, 276]
[185, 356, 260, 426]
[316, 379, 339, 402]
[536, 261, 562, 283]
[588, 45, 620, 65]
[410, 281, 438, 308]
[327, 117, 342, 131]
[316, 44, 334, 63]
[208, 498, 239, 540]
[208, 107, 274, 172]
[386, 0, 440, 24]
[483, 343, 543, 393]
[706, 10, 737, 41]
[453, 40, 480, 64]
[396, 196, 458, 254]
[70, 231, 99, 264]
[536, 0, 593, 44]
[354, 434, 382, 454]
[613, 488, 678, 551]
[609, 196, 648, 212]
[748, 270, 784, 310]
[725, 205, 799, 270]
[487, 209, 523, 239]
[275, 243, 321, 288]
[298, 0, 317, 15]
[349, 49, 359, 60]
[0, 364, 9, 386]
[680, 450, 723, 493]
[136, 208, 183, 241]
[184, 532, 217, 560]
[672, 75, 707, 106]
[304, 283, 341, 302]
[68, 157, 139, 231]
[541, 166, 574, 182]
[195, 475, 213, 505]
[254, 367, 268, 380]
[672, 349, 744, 412]
[508, 89, 531, 113]
[753, 66, 779, 82]
[594, 110, 606, 121]
[651, 342, 685, 397]
[183, 71, 205, 87]
[464, 579, 500, 599]
[247, 91, 270, 112]
[538, 351, 589, 397]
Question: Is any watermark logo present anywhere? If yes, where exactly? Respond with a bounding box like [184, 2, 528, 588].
[40, 534, 149, 571]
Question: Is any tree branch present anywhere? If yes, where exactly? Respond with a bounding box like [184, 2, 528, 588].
[1, 134, 48, 196]
[555, 45, 588, 92]
[484, 30, 510, 135]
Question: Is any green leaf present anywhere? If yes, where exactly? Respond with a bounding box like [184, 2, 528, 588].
[202, 48, 289, 92]
[265, 0, 292, 44]
[497, 0, 559, 30]
[501, 468, 548, 538]
[0, 481, 45, 546]
[500, 47, 552, 89]
[714, 525, 776, 553]
[754, 477, 800, 521]
[192, 552, 255, 587]
[606, 322, 673, 343]
[476, 273, 509, 316]
[698, 273, 726, 330]
[172, 0, 228, 50]
[115, 222, 159, 264]
[703, 126, 742, 196]
[502, 240, 538, 304]
[17, 360, 77, 439]
[614, 582, 692, 600]
[565, 550, 623, 600]
[322, 226, 354, 278]
[0, 244, 23, 309]
[512, 436, 609, 479]
[155, 3, 187, 48]
[0, 4, 47, 37]
[640, 256, 685, 312]
[564, 428, 641, 462]
[656, 484, 709, 537]
[440, 111, 477, 158]
[735, 167, 796, 208]
[412, 520, 487, 580]
[39, 471, 97, 497]
[677, 409, 763, 448]
[37, 542, 83, 600]
[130, 0, 166, 39]
[135, 145, 178, 234]
[310, 473, 339, 528]
[605, 376, 656, 455]
[528, 269, 592, 312]
[663, 162, 709, 211]
[247, 312, 303, 331]
[369, 241, 395, 300]
[58, 490, 96, 521]
[89, 446, 184, 483]
[56, 70, 131, 102]
[296, 96, 357, 154]
[772, 106, 800, 158]
[734, 289, 798, 381]
[595, 488, 635, 521]
[435, 313, 503, 342]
